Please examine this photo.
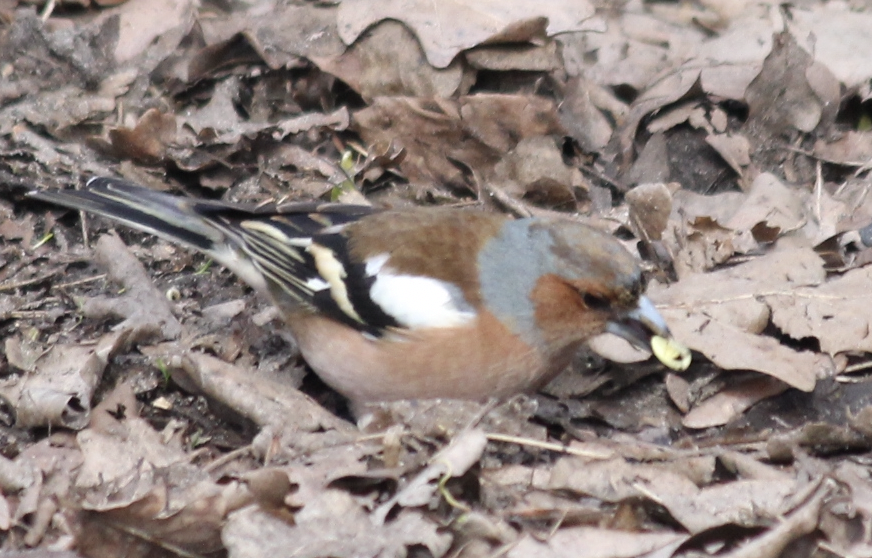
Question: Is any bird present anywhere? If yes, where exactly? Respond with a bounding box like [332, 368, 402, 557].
[29, 177, 690, 403]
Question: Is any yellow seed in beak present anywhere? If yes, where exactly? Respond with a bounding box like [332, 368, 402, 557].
[651, 335, 691, 371]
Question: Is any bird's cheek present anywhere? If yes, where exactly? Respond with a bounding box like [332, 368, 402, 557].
[530, 274, 607, 346]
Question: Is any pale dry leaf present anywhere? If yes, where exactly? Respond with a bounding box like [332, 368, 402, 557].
[490, 136, 583, 210]
[354, 95, 561, 187]
[650, 247, 832, 390]
[726, 172, 807, 237]
[76, 417, 189, 494]
[101, 0, 196, 63]
[745, 31, 823, 160]
[0, 453, 38, 493]
[373, 428, 488, 524]
[660, 307, 824, 392]
[315, 20, 467, 99]
[647, 102, 700, 134]
[682, 375, 788, 429]
[769, 266, 872, 356]
[2, 329, 130, 429]
[1, 87, 117, 137]
[509, 527, 688, 558]
[337, 0, 595, 68]
[696, 14, 772, 99]
[666, 174, 808, 274]
[792, 6, 872, 91]
[549, 455, 801, 533]
[560, 27, 670, 91]
[614, 67, 701, 167]
[813, 131, 872, 166]
[558, 77, 613, 153]
[587, 333, 651, 365]
[721, 480, 831, 558]
[705, 132, 751, 177]
[225, 495, 452, 558]
[243, 3, 347, 69]
[147, 347, 352, 434]
[718, 451, 796, 482]
[78, 478, 228, 554]
[665, 372, 692, 413]
[668, 477, 806, 533]
[548, 457, 699, 504]
[625, 133, 670, 187]
[672, 189, 746, 226]
[84, 234, 182, 341]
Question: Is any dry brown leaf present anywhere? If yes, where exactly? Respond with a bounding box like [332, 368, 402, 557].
[705, 132, 751, 177]
[314, 20, 468, 99]
[726, 173, 807, 238]
[626, 182, 673, 241]
[549, 455, 803, 533]
[814, 131, 872, 166]
[666, 173, 807, 274]
[651, 247, 832, 391]
[1, 330, 130, 429]
[108, 109, 177, 164]
[490, 136, 584, 211]
[559, 12, 689, 92]
[682, 375, 788, 429]
[2, 88, 117, 137]
[696, 16, 771, 99]
[337, 0, 595, 68]
[149, 348, 353, 434]
[100, 0, 196, 63]
[373, 428, 488, 524]
[745, 31, 824, 167]
[82, 234, 182, 341]
[241, 3, 347, 69]
[792, 6, 872, 91]
[557, 77, 613, 153]
[353, 95, 561, 188]
[769, 266, 872, 356]
[719, 480, 830, 558]
[224, 494, 452, 558]
[613, 67, 701, 169]
[509, 527, 688, 558]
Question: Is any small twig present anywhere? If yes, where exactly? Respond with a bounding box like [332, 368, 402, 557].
[53, 273, 108, 290]
[0, 269, 62, 292]
[485, 433, 612, 459]
[203, 445, 254, 474]
[839, 359, 872, 376]
[39, 0, 56, 21]
[579, 165, 628, 192]
[8, 311, 53, 319]
[814, 160, 823, 223]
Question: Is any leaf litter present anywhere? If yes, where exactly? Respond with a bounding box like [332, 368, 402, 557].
[3, 0, 872, 556]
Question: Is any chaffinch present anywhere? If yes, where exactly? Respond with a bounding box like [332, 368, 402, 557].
[30, 177, 689, 402]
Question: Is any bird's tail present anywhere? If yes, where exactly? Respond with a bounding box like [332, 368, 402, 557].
[28, 177, 230, 252]
[29, 177, 376, 312]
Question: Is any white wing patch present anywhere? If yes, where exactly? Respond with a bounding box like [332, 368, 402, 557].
[367, 255, 476, 329]
[305, 277, 329, 291]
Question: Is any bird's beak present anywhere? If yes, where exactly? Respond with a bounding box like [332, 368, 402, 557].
[607, 296, 691, 371]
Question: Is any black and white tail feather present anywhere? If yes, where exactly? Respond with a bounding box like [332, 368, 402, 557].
[29, 177, 400, 336]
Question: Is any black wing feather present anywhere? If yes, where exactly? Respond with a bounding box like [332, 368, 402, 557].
[29, 176, 397, 336]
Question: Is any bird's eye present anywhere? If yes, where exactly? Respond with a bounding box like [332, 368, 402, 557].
[583, 293, 611, 310]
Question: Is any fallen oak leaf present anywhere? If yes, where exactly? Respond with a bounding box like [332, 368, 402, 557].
[650, 247, 833, 391]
